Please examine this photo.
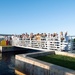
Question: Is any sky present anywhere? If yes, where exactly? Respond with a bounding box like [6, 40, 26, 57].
[0, 0, 75, 35]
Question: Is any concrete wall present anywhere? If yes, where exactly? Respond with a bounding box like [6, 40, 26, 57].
[55, 51, 75, 58]
[15, 51, 75, 75]
[25, 51, 55, 57]
[0, 46, 13, 52]
[0, 46, 2, 52]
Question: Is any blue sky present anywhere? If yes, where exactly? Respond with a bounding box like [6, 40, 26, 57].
[0, 0, 75, 35]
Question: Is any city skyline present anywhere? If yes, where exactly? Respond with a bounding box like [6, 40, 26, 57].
[0, 0, 75, 35]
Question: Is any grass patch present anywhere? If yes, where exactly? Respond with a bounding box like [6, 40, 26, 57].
[35, 54, 75, 70]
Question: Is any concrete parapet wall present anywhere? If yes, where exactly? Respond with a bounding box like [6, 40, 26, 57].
[55, 51, 75, 58]
[25, 51, 55, 57]
[15, 51, 75, 75]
